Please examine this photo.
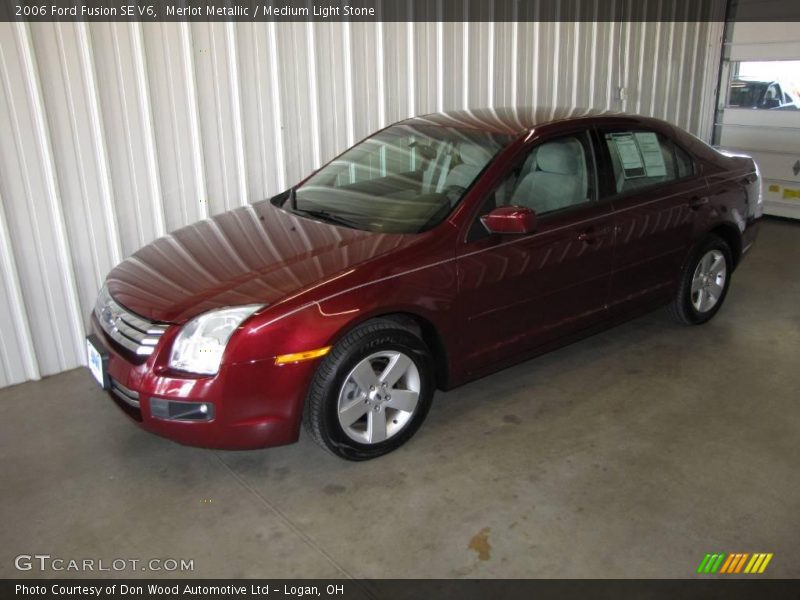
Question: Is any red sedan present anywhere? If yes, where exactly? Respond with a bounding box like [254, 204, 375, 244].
[86, 108, 762, 460]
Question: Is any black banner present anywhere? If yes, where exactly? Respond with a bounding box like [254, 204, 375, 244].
[2, 0, 800, 23]
[4, 580, 800, 600]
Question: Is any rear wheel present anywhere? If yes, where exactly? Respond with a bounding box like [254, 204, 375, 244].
[671, 234, 732, 325]
[303, 319, 435, 460]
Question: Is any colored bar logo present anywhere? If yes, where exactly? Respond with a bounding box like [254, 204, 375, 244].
[697, 553, 773, 574]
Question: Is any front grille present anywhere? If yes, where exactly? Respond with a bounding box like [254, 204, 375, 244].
[95, 287, 168, 357]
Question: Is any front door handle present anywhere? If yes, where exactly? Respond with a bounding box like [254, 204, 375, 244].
[690, 196, 709, 210]
[577, 227, 610, 244]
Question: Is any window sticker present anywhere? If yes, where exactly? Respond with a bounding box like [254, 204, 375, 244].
[610, 133, 645, 178]
[634, 132, 667, 177]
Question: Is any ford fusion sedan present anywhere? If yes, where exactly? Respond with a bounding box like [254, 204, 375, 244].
[86, 107, 762, 460]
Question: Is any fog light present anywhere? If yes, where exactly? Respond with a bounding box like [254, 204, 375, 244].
[150, 398, 214, 421]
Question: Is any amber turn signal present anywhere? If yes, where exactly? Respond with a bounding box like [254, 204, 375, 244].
[274, 346, 332, 365]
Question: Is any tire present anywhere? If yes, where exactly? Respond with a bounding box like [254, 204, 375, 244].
[670, 234, 733, 325]
[303, 319, 435, 461]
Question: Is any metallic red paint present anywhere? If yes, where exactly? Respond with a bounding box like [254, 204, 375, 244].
[480, 206, 538, 234]
[90, 109, 761, 450]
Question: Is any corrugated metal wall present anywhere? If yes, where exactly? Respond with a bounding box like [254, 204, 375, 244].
[0, 18, 724, 388]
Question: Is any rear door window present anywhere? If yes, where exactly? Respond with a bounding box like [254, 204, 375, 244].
[601, 130, 692, 195]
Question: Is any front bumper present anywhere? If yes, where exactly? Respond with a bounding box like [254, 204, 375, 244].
[89, 313, 318, 449]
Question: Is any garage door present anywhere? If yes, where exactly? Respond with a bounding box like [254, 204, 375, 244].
[716, 22, 800, 219]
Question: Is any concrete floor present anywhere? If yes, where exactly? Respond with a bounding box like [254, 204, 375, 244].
[1, 218, 798, 579]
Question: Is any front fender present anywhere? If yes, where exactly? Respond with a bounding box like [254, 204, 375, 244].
[224, 257, 458, 367]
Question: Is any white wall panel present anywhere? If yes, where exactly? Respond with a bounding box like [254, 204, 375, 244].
[380, 22, 413, 122]
[412, 22, 440, 115]
[0, 22, 85, 378]
[465, 22, 493, 108]
[0, 17, 725, 388]
[349, 23, 383, 138]
[143, 23, 208, 229]
[273, 22, 319, 184]
[239, 22, 286, 198]
[492, 22, 515, 108]
[312, 23, 352, 160]
[191, 22, 249, 214]
[0, 191, 39, 387]
[440, 21, 465, 110]
[30, 23, 120, 328]
[89, 23, 164, 254]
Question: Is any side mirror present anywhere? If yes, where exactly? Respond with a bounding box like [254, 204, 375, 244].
[762, 97, 781, 109]
[480, 205, 537, 235]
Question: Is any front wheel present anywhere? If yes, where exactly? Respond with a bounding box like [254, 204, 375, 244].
[303, 319, 435, 460]
[671, 234, 733, 325]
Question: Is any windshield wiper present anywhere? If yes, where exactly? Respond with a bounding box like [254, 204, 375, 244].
[286, 187, 298, 210]
[293, 208, 362, 229]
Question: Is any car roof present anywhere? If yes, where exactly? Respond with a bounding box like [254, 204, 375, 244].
[731, 78, 771, 85]
[400, 106, 657, 136]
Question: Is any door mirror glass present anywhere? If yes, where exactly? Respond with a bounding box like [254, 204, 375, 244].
[480, 206, 537, 235]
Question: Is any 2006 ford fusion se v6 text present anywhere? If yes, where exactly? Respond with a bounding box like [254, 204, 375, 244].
[86, 107, 761, 460]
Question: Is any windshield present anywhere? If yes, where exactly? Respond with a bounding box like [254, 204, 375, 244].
[286, 124, 512, 233]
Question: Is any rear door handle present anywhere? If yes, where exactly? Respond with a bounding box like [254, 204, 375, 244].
[690, 196, 709, 210]
[577, 227, 610, 244]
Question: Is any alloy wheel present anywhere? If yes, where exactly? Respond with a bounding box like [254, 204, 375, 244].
[337, 351, 421, 444]
[691, 249, 727, 313]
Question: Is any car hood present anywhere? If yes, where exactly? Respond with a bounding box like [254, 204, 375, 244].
[105, 199, 412, 323]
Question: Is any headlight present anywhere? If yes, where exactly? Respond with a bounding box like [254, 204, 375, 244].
[168, 305, 264, 375]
